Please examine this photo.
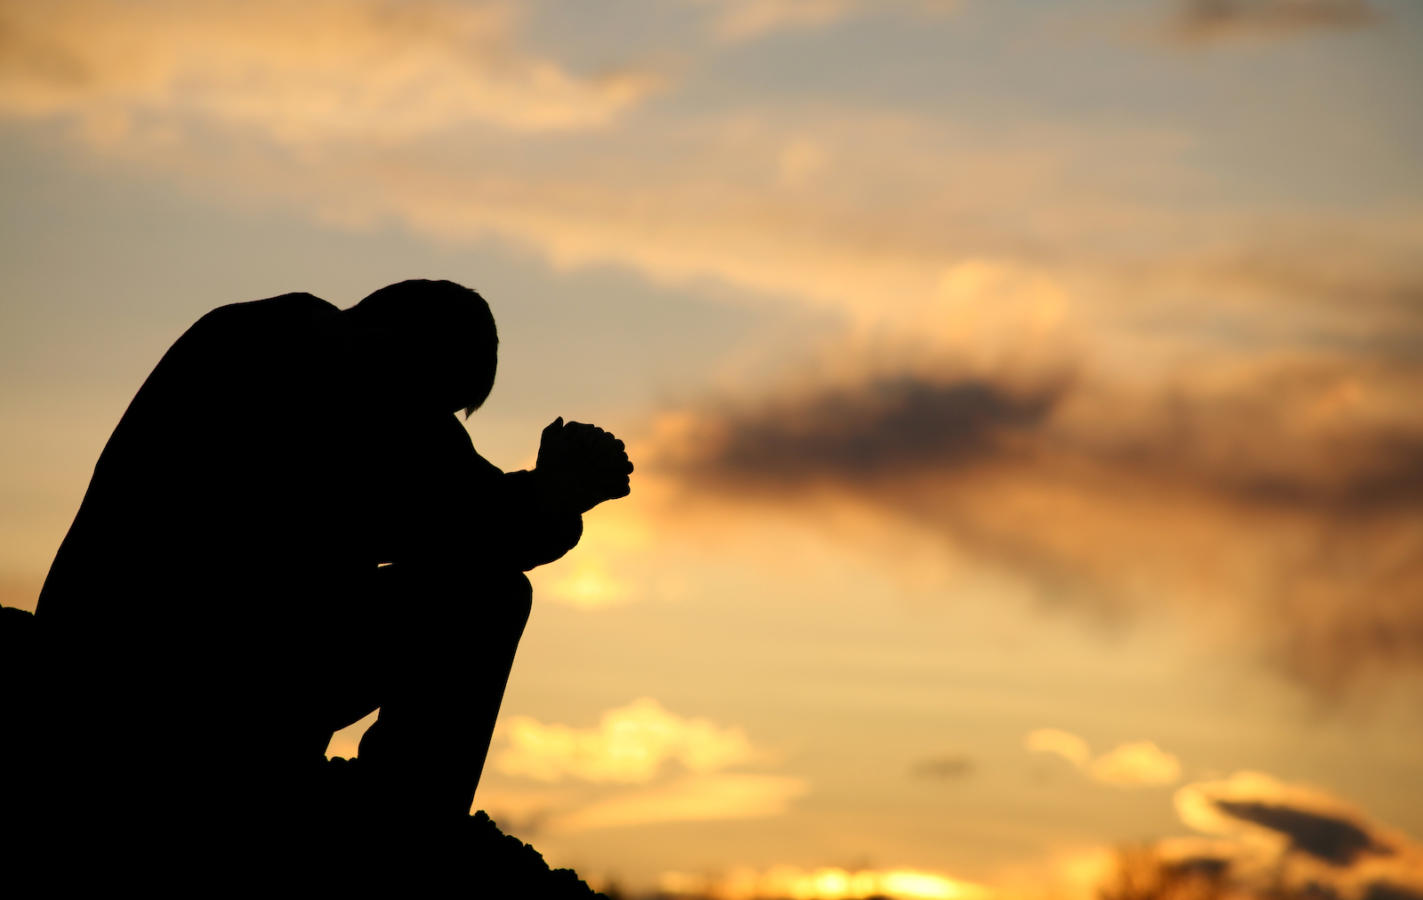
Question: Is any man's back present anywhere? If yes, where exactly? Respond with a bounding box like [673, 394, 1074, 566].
[34, 294, 369, 857]
[40, 293, 354, 628]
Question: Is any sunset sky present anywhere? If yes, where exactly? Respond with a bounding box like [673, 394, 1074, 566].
[3, 1, 1422, 896]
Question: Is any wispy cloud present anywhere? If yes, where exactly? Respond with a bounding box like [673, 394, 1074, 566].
[0, 0, 660, 143]
[691, 0, 957, 43]
[1168, 0, 1378, 45]
[1025, 728, 1093, 770]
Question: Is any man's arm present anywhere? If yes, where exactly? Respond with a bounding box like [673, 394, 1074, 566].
[407, 415, 631, 572]
[350, 418, 631, 822]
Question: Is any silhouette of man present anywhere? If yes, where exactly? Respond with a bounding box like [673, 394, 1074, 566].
[28, 280, 631, 878]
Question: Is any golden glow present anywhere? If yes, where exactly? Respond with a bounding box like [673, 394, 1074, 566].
[551, 773, 808, 832]
[658, 865, 988, 900]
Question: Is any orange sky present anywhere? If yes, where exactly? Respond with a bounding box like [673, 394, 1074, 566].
[2, 1, 1422, 896]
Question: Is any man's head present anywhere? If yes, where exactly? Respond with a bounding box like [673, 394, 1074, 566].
[346, 279, 498, 417]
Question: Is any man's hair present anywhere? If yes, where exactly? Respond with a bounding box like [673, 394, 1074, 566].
[348, 279, 499, 416]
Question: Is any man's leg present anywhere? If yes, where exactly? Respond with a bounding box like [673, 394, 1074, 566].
[355, 566, 533, 824]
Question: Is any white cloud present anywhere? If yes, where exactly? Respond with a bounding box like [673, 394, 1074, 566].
[494, 697, 756, 783]
[1026, 729, 1182, 788]
[1024, 728, 1092, 769]
[1088, 741, 1182, 787]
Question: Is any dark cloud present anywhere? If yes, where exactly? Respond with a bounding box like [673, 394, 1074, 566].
[1215, 799, 1391, 866]
[665, 362, 1423, 515]
[654, 358, 1423, 694]
[672, 374, 1066, 490]
[1165, 774, 1423, 898]
[1170, 0, 1378, 44]
[910, 754, 976, 780]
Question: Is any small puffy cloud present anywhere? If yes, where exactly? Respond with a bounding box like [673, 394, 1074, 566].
[1027, 730, 1182, 788]
[0, 0, 660, 144]
[1025, 728, 1092, 769]
[1169, 0, 1378, 45]
[550, 772, 807, 832]
[1088, 741, 1182, 788]
[494, 697, 756, 784]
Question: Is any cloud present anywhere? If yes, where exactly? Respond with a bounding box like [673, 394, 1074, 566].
[1025, 728, 1093, 769]
[1176, 772, 1395, 864]
[549, 772, 807, 832]
[1211, 799, 1387, 866]
[692, 0, 957, 43]
[494, 697, 756, 784]
[1168, 0, 1378, 44]
[491, 700, 802, 833]
[6, 16, 1417, 374]
[1088, 741, 1182, 788]
[666, 372, 1066, 490]
[0, 0, 660, 143]
[1168, 772, 1423, 896]
[1009, 774, 1423, 900]
[653, 353, 1423, 694]
[1025, 729, 1182, 787]
[909, 753, 976, 780]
